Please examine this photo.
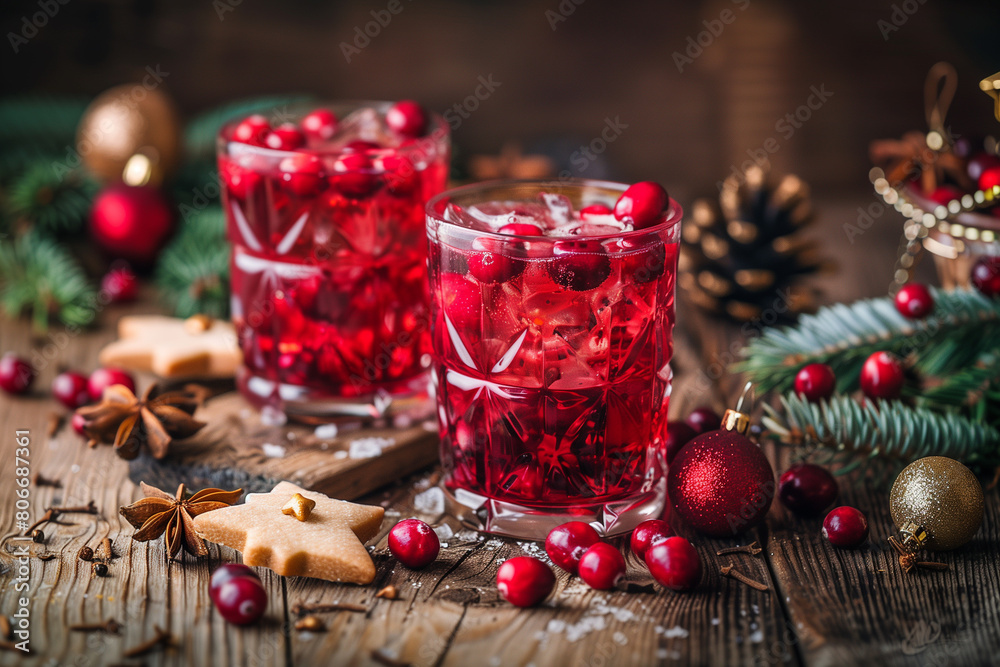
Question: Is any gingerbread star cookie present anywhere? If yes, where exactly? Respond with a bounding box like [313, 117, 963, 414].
[193, 481, 385, 584]
[99, 315, 242, 378]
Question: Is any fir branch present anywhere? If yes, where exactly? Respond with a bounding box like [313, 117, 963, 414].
[0, 233, 97, 333]
[184, 95, 313, 161]
[762, 393, 1000, 471]
[155, 207, 229, 318]
[6, 163, 97, 235]
[736, 288, 1000, 393]
[916, 355, 1000, 413]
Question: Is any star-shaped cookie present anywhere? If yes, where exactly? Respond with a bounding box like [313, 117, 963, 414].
[193, 481, 385, 584]
[99, 315, 242, 378]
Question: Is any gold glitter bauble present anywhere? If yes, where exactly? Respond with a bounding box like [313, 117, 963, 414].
[76, 84, 181, 184]
[889, 456, 984, 552]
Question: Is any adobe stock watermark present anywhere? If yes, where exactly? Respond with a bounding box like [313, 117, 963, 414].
[442, 74, 502, 130]
[716, 84, 833, 191]
[213, 0, 242, 21]
[545, 0, 586, 31]
[555, 116, 628, 182]
[877, 0, 928, 41]
[339, 0, 415, 63]
[7, 0, 71, 54]
[672, 0, 751, 73]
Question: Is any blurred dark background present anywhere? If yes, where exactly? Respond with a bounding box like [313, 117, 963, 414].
[3, 0, 998, 200]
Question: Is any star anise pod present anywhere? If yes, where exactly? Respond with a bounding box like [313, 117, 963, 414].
[76, 384, 208, 460]
[120, 482, 243, 559]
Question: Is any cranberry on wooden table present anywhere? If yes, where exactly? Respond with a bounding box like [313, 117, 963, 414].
[388, 518, 440, 569]
[578, 543, 626, 590]
[630, 519, 675, 560]
[214, 575, 268, 625]
[822, 506, 869, 548]
[101, 265, 138, 303]
[87, 367, 136, 402]
[645, 536, 701, 591]
[778, 464, 838, 516]
[545, 521, 601, 574]
[0, 353, 34, 395]
[52, 371, 90, 410]
[496, 556, 555, 608]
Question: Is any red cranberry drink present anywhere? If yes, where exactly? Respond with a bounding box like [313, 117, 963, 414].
[219, 102, 449, 419]
[426, 180, 681, 538]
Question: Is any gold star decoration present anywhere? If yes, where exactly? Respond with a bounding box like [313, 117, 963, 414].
[192, 482, 385, 584]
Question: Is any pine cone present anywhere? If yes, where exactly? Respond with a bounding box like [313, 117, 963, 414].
[679, 164, 829, 322]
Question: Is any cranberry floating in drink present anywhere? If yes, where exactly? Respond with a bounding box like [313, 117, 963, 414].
[426, 180, 681, 538]
[219, 102, 450, 419]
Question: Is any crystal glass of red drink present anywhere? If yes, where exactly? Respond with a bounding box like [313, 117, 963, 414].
[426, 179, 681, 538]
[219, 101, 450, 420]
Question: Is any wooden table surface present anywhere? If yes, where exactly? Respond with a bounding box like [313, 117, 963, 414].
[1, 198, 998, 667]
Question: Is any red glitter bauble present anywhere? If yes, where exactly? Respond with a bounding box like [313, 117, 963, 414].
[667, 427, 775, 537]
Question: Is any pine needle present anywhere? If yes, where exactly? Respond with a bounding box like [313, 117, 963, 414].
[6, 163, 97, 235]
[0, 232, 97, 333]
[155, 207, 228, 318]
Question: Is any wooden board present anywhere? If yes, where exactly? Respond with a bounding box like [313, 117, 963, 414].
[126, 391, 440, 500]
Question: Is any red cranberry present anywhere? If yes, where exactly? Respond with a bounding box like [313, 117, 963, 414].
[210, 563, 261, 602]
[380, 153, 418, 195]
[440, 273, 482, 330]
[265, 123, 306, 150]
[496, 556, 555, 608]
[467, 238, 524, 284]
[980, 166, 1000, 192]
[778, 464, 838, 516]
[0, 353, 34, 395]
[577, 543, 626, 590]
[213, 575, 267, 625]
[388, 519, 440, 569]
[498, 222, 544, 236]
[613, 182, 669, 230]
[544, 521, 601, 574]
[101, 265, 138, 303]
[87, 367, 136, 402]
[332, 151, 376, 198]
[968, 153, 1000, 181]
[665, 421, 697, 464]
[644, 536, 701, 591]
[822, 506, 868, 548]
[894, 283, 934, 319]
[794, 363, 836, 402]
[220, 160, 262, 200]
[279, 154, 324, 196]
[71, 412, 88, 436]
[860, 351, 904, 400]
[301, 109, 338, 141]
[685, 407, 721, 435]
[971, 257, 1000, 297]
[386, 100, 428, 138]
[630, 519, 675, 560]
[548, 241, 611, 291]
[580, 203, 613, 217]
[232, 115, 270, 146]
[52, 371, 90, 409]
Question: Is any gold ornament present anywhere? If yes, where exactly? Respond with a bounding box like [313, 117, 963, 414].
[76, 84, 181, 185]
[889, 456, 984, 554]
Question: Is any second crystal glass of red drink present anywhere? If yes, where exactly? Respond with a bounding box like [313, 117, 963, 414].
[426, 179, 681, 538]
[219, 101, 450, 421]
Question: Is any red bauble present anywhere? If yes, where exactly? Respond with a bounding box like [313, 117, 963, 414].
[894, 283, 934, 319]
[971, 257, 1000, 297]
[667, 426, 775, 537]
[90, 184, 174, 265]
[860, 351, 904, 400]
[979, 166, 1000, 192]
